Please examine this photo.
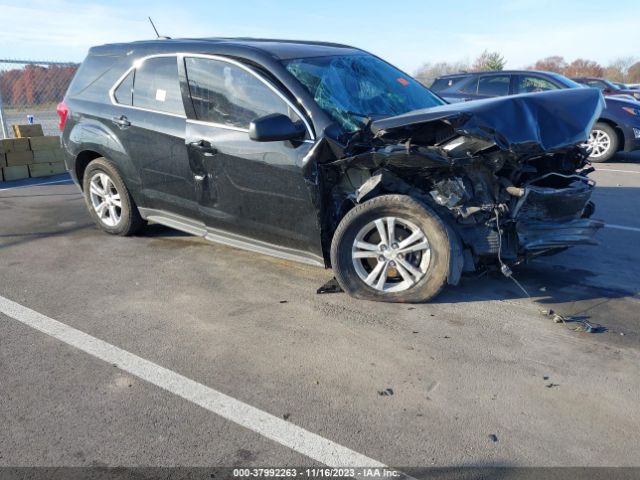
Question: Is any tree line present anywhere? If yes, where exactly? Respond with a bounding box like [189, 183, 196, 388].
[2, 55, 639, 107]
[414, 51, 640, 87]
[0, 64, 78, 107]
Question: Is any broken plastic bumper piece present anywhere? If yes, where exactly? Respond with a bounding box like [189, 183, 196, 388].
[517, 218, 604, 250]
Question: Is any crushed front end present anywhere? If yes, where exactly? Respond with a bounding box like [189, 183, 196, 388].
[314, 88, 605, 279]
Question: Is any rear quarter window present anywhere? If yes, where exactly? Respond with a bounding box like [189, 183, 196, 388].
[113, 70, 134, 105]
[431, 77, 466, 92]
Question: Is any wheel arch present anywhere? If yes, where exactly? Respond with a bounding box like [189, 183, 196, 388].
[324, 190, 464, 285]
[74, 150, 103, 190]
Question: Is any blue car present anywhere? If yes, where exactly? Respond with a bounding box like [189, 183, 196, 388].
[432, 70, 640, 162]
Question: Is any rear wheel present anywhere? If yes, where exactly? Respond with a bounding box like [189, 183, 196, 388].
[82, 157, 145, 236]
[587, 122, 618, 162]
[330, 195, 453, 303]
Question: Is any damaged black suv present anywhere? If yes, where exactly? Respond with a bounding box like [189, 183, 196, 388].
[59, 38, 604, 302]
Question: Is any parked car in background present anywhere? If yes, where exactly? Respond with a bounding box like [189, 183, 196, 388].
[431, 70, 640, 162]
[571, 77, 640, 101]
[612, 81, 628, 89]
[59, 38, 604, 303]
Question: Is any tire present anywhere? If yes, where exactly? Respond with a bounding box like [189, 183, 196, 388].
[82, 157, 145, 236]
[587, 122, 618, 163]
[330, 194, 453, 303]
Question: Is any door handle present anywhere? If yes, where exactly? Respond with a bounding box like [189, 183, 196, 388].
[112, 115, 131, 128]
[189, 139, 218, 157]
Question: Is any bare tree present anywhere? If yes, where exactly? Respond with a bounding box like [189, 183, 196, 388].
[604, 56, 637, 82]
[628, 62, 640, 83]
[530, 56, 566, 73]
[414, 60, 469, 87]
[563, 59, 604, 78]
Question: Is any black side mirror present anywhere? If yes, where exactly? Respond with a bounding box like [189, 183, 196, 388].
[249, 113, 306, 142]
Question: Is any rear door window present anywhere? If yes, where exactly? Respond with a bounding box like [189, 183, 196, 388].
[515, 75, 559, 94]
[132, 56, 185, 115]
[184, 56, 299, 130]
[477, 75, 510, 96]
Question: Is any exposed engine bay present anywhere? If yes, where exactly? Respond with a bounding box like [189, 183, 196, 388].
[306, 88, 606, 283]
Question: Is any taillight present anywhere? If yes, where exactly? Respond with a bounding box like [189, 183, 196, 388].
[56, 101, 69, 131]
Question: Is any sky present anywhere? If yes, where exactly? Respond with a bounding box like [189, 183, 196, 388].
[0, 0, 638, 73]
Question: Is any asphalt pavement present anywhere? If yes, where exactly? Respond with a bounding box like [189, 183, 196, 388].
[1, 153, 639, 473]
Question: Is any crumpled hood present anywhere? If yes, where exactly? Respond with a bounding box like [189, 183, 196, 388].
[371, 88, 605, 156]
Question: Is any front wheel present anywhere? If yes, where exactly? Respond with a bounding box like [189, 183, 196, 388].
[587, 122, 618, 162]
[330, 195, 453, 303]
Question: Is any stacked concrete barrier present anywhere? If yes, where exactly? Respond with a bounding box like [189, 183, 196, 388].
[0, 124, 66, 182]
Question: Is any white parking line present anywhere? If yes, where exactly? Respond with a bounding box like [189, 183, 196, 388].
[606, 224, 640, 233]
[0, 178, 71, 191]
[0, 294, 386, 469]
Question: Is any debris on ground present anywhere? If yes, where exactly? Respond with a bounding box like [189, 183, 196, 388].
[279, 300, 288, 304]
[539, 309, 602, 333]
[488, 434, 498, 443]
[378, 388, 394, 396]
[316, 277, 343, 294]
[546, 383, 560, 388]
[283, 413, 290, 420]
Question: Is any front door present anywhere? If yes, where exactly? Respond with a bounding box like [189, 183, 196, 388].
[182, 56, 322, 259]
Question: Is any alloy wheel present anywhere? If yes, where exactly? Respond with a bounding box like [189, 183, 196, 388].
[89, 172, 122, 227]
[351, 216, 431, 293]
[587, 129, 611, 159]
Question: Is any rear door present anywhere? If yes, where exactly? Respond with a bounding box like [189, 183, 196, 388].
[110, 55, 196, 218]
[181, 55, 323, 258]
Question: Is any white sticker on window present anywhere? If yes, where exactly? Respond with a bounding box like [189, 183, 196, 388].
[155, 89, 167, 102]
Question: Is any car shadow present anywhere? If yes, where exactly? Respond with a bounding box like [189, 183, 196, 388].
[433, 262, 623, 305]
[0, 223, 95, 250]
[613, 150, 640, 163]
[137, 223, 192, 238]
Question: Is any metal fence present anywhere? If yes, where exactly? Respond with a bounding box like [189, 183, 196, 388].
[0, 59, 79, 139]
